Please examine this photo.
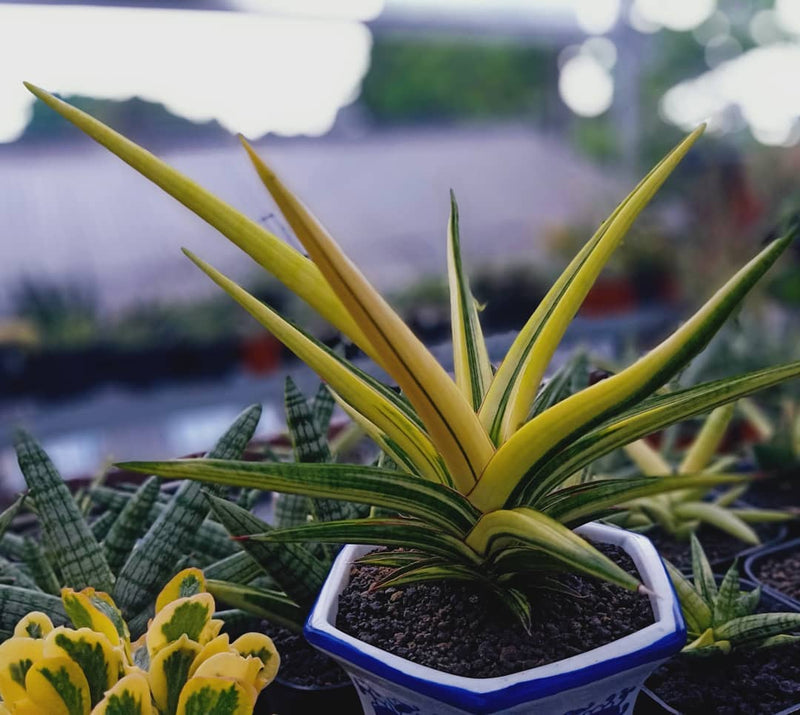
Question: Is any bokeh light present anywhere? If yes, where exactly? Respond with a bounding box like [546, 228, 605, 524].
[633, 0, 717, 32]
[558, 52, 614, 117]
[0, 3, 376, 143]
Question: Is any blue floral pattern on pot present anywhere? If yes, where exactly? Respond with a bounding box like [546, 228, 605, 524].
[564, 686, 635, 715]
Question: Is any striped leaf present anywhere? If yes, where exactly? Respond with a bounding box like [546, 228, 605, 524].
[473, 230, 796, 511]
[664, 561, 712, 636]
[203, 552, 265, 586]
[284, 377, 362, 526]
[673, 502, 759, 545]
[538, 474, 745, 526]
[0, 554, 38, 591]
[714, 612, 800, 646]
[0, 586, 68, 639]
[208, 497, 327, 609]
[0, 496, 24, 542]
[206, 580, 306, 633]
[118, 459, 481, 537]
[479, 127, 705, 444]
[191, 520, 240, 561]
[733, 586, 762, 620]
[247, 518, 483, 565]
[22, 83, 369, 350]
[90, 511, 118, 542]
[523, 361, 800, 504]
[312, 382, 336, 435]
[183, 251, 449, 486]
[465, 507, 639, 591]
[103, 476, 160, 573]
[14, 430, 114, 593]
[529, 351, 589, 421]
[0, 532, 25, 561]
[240, 139, 494, 491]
[447, 191, 492, 410]
[273, 493, 312, 530]
[712, 563, 741, 627]
[690, 534, 718, 605]
[22, 537, 61, 595]
[113, 404, 261, 620]
[679, 403, 736, 474]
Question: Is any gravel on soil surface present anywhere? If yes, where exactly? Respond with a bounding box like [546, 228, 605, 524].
[753, 544, 800, 602]
[335, 545, 653, 678]
[646, 641, 800, 715]
[261, 622, 350, 688]
[647, 522, 779, 572]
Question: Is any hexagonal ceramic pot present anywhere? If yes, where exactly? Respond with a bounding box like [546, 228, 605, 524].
[304, 522, 686, 715]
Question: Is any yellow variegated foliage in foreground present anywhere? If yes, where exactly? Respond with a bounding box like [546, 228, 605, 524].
[0, 569, 278, 715]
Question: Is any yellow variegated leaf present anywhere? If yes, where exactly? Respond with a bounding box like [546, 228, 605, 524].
[43, 628, 121, 708]
[471, 233, 793, 511]
[480, 127, 705, 443]
[192, 653, 265, 693]
[155, 569, 207, 614]
[465, 507, 639, 591]
[175, 676, 255, 715]
[329, 390, 450, 484]
[679, 403, 736, 474]
[13, 614, 54, 641]
[185, 251, 449, 484]
[148, 635, 201, 714]
[188, 635, 231, 678]
[25, 656, 90, 715]
[239, 140, 494, 492]
[673, 502, 759, 545]
[200, 620, 224, 648]
[146, 594, 215, 658]
[0, 637, 44, 705]
[22, 84, 367, 350]
[624, 440, 672, 476]
[90, 673, 152, 715]
[231, 633, 280, 686]
[2, 698, 43, 715]
[447, 191, 492, 410]
[61, 590, 131, 662]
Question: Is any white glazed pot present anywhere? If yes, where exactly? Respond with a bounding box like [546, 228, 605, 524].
[304, 522, 686, 715]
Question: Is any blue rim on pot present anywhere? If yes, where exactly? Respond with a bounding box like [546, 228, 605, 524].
[304, 523, 686, 715]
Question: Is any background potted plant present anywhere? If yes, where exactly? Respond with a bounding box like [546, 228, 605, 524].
[603, 403, 794, 572]
[640, 537, 800, 714]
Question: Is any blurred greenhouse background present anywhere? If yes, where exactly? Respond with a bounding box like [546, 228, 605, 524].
[1, 0, 799, 494]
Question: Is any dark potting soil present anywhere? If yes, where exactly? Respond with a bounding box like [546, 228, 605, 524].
[752, 544, 800, 602]
[261, 622, 350, 688]
[747, 472, 800, 512]
[645, 641, 800, 715]
[335, 545, 653, 678]
[647, 523, 778, 572]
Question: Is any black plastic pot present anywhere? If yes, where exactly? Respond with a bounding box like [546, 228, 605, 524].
[745, 537, 800, 609]
[638, 580, 800, 715]
[256, 677, 360, 715]
[635, 686, 800, 714]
